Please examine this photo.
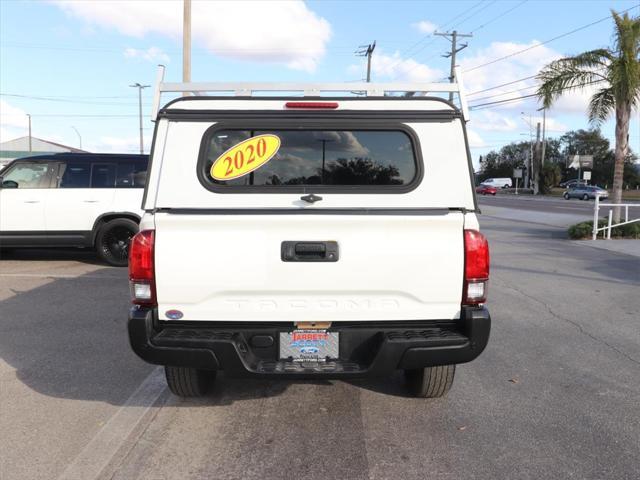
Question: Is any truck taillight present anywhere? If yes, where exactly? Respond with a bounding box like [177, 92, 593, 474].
[463, 229, 490, 305]
[128, 230, 156, 306]
[284, 101, 339, 109]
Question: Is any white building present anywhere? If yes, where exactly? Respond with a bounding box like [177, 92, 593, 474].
[0, 136, 87, 169]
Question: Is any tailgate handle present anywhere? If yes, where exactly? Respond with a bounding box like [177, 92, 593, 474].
[281, 241, 339, 262]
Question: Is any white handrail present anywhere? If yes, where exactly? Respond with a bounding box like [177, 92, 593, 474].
[592, 194, 640, 240]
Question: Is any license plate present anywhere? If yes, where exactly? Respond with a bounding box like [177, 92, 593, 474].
[279, 330, 339, 362]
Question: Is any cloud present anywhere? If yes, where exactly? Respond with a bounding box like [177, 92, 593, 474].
[90, 135, 151, 154]
[412, 20, 437, 35]
[473, 111, 519, 132]
[349, 50, 444, 82]
[466, 129, 485, 148]
[0, 100, 29, 130]
[0, 100, 30, 143]
[462, 41, 563, 112]
[124, 46, 170, 63]
[51, 0, 331, 72]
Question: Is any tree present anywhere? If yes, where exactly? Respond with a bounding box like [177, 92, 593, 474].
[536, 10, 640, 222]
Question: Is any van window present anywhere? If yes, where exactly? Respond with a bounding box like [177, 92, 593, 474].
[2, 162, 54, 188]
[91, 163, 116, 188]
[59, 163, 90, 188]
[116, 162, 147, 188]
[200, 128, 419, 190]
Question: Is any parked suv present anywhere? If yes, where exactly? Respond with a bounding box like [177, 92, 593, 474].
[0, 153, 148, 265]
[127, 78, 491, 398]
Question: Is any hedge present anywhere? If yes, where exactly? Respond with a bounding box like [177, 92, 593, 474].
[568, 219, 640, 240]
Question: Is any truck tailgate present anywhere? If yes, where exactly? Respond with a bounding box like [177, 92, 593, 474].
[154, 212, 464, 322]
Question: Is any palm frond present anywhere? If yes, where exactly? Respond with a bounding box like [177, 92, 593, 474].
[536, 59, 607, 108]
[587, 87, 616, 125]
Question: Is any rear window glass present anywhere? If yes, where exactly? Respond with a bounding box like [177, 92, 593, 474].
[201, 129, 418, 190]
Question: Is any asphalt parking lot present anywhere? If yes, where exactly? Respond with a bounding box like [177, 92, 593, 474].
[1, 209, 639, 480]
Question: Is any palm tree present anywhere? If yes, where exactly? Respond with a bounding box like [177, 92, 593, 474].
[537, 10, 639, 222]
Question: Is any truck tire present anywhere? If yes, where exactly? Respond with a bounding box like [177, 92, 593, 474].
[96, 218, 138, 266]
[404, 365, 455, 398]
[164, 366, 215, 397]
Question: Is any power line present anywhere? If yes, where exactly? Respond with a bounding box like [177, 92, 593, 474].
[0, 93, 147, 106]
[382, 1, 485, 74]
[450, 1, 497, 29]
[468, 79, 606, 110]
[467, 75, 538, 96]
[469, 84, 540, 103]
[469, 0, 528, 33]
[463, 4, 639, 73]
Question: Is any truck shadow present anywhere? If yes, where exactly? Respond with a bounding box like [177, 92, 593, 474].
[0, 247, 106, 266]
[0, 271, 415, 407]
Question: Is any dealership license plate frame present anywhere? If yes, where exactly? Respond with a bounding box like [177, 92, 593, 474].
[279, 329, 339, 362]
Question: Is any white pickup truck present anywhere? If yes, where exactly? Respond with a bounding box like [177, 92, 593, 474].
[128, 71, 490, 398]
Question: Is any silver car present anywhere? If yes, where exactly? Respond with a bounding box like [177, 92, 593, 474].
[563, 185, 609, 200]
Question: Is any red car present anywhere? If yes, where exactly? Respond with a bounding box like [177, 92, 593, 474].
[476, 184, 497, 195]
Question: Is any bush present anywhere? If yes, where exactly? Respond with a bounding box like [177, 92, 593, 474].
[568, 219, 640, 239]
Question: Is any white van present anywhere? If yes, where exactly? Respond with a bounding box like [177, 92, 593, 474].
[481, 177, 512, 188]
[0, 153, 148, 265]
[127, 69, 491, 398]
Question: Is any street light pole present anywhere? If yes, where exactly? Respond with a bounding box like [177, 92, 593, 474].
[27, 114, 32, 153]
[130, 83, 150, 154]
[71, 126, 82, 150]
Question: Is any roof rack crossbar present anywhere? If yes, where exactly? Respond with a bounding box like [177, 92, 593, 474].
[150, 65, 470, 122]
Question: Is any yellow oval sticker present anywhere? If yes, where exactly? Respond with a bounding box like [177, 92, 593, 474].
[210, 134, 281, 181]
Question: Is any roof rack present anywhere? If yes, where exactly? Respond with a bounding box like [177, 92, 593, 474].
[150, 65, 469, 122]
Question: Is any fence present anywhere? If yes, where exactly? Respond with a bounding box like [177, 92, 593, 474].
[592, 194, 640, 240]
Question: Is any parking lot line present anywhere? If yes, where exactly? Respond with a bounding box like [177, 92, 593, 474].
[56, 367, 167, 480]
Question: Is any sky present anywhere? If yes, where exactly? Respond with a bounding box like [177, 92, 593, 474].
[1, 0, 639, 169]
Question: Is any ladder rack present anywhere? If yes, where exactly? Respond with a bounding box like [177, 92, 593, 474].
[151, 65, 469, 122]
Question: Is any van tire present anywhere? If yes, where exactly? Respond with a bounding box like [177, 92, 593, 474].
[404, 365, 455, 398]
[503, 184, 510, 189]
[164, 366, 215, 397]
[96, 218, 138, 266]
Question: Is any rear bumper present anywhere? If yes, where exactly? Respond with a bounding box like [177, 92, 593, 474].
[127, 306, 491, 378]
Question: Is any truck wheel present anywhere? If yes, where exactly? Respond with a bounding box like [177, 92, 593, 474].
[164, 366, 215, 397]
[404, 365, 455, 398]
[96, 218, 138, 266]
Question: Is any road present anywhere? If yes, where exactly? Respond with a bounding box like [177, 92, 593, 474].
[478, 193, 640, 215]
[1, 213, 639, 480]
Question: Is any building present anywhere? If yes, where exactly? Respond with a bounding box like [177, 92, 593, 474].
[0, 136, 87, 170]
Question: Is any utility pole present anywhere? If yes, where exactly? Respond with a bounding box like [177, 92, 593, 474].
[355, 41, 376, 82]
[533, 122, 541, 194]
[540, 107, 547, 166]
[27, 114, 32, 153]
[435, 30, 472, 101]
[130, 83, 150, 154]
[71, 126, 82, 150]
[183, 0, 191, 95]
